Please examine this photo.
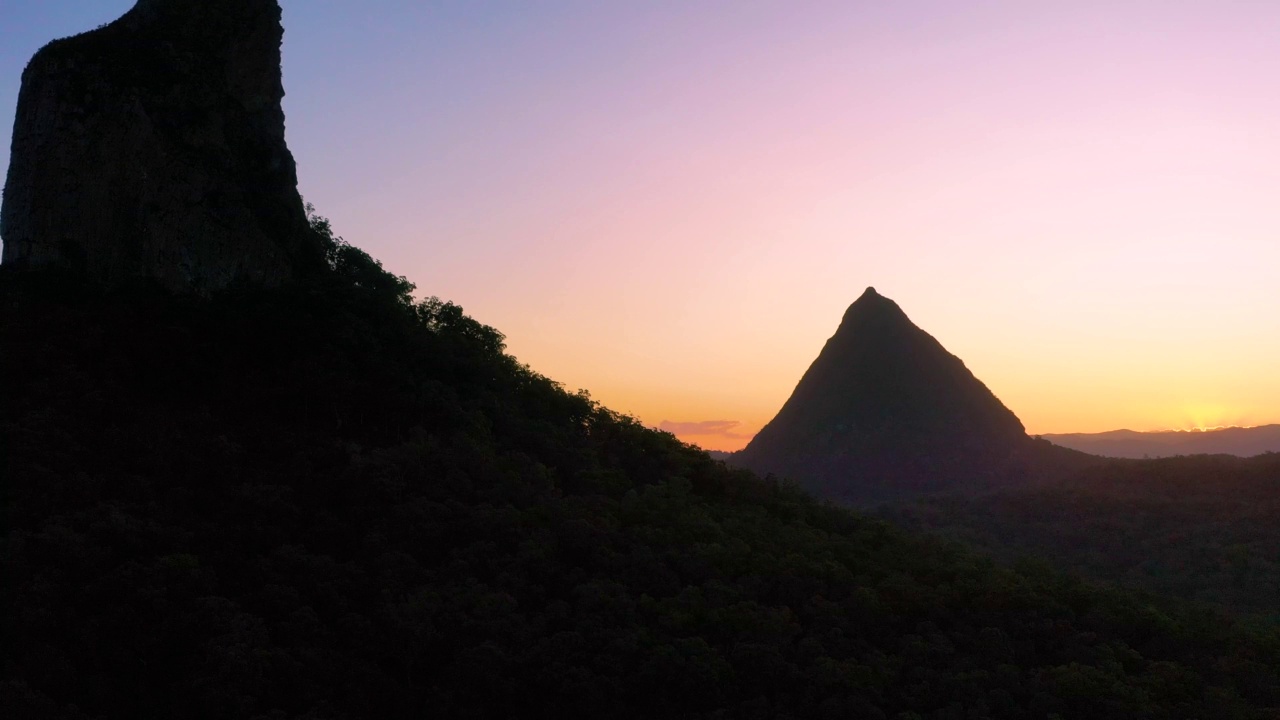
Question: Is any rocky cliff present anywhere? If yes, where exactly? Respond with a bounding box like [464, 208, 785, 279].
[0, 0, 321, 291]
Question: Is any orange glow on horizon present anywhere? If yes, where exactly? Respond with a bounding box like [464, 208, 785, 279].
[230, 3, 1280, 450]
[280, 2, 1280, 453]
[658, 411, 1273, 453]
[5, 4, 1280, 455]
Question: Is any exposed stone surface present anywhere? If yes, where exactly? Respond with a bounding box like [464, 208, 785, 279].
[1, 0, 321, 291]
[735, 287, 1035, 504]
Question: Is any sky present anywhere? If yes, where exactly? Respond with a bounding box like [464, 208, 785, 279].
[3, 1, 1279, 450]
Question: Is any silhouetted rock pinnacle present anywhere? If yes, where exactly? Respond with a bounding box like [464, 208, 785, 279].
[1, 0, 321, 291]
[736, 287, 1032, 504]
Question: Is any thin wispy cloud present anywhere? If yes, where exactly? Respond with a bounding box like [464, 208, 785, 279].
[658, 420, 754, 440]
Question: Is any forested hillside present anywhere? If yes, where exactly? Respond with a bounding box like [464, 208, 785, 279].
[4, 228, 1280, 718]
[885, 454, 1280, 620]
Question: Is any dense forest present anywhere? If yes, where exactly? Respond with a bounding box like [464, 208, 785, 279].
[884, 453, 1280, 620]
[4, 221, 1280, 718]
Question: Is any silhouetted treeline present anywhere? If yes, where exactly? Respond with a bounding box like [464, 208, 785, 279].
[3, 231, 1280, 718]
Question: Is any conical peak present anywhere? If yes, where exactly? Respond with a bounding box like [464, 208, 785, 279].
[737, 288, 1031, 504]
[839, 286, 910, 328]
[849, 286, 899, 310]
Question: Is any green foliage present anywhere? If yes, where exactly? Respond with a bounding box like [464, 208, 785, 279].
[3, 232, 1280, 718]
[308, 203, 417, 307]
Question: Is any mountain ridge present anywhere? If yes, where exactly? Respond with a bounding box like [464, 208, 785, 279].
[1042, 423, 1280, 458]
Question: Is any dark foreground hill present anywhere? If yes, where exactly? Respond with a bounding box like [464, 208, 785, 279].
[4, 243, 1280, 718]
[736, 288, 1081, 505]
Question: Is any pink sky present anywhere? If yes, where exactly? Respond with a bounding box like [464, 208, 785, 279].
[5, 1, 1280, 450]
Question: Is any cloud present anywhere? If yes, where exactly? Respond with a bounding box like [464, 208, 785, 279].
[658, 420, 754, 440]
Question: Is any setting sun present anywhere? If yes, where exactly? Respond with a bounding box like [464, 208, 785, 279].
[1168, 404, 1242, 433]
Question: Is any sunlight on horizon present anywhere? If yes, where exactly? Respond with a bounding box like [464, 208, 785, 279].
[3, 1, 1279, 451]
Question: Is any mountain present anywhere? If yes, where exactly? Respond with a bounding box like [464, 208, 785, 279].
[1, 0, 320, 291]
[736, 287, 1041, 505]
[1042, 425, 1280, 458]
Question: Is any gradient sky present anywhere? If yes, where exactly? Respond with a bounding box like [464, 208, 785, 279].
[4, 1, 1279, 450]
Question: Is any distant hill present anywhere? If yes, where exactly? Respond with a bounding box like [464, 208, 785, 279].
[736, 287, 1061, 505]
[1042, 425, 1280, 458]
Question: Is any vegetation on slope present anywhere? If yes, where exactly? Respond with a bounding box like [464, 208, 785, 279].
[3, 223, 1279, 718]
[886, 453, 1280, 620]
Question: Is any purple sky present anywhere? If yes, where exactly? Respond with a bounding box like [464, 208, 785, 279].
[4, 1, 1279, 449]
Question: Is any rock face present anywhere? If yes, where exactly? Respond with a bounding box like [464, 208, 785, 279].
[736, 288, 1033, 504]
[1, 0, 321, 291]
